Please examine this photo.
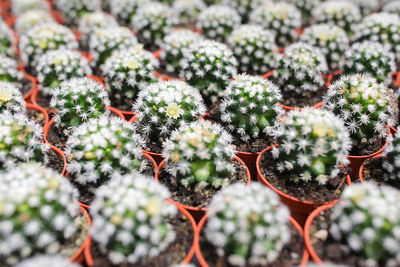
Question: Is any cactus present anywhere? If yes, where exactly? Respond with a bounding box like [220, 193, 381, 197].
[381, 127, 400, 181]
[15, 255, 80, 267]
[286, 0, 322, 20]
[227, 24, 277, 74]
[90, 173, 177, 265]
[349, 0, 379, 17]
[133, 80, 206, 146]
[36, 49, 92, 95]
[173, 0, 206, 26]
[179, 40, 238, 105]
[249, 2, 301, 47]
[271, 108, 352, 185]
[54, 0, 101, 25]
[0, 82, 26, 114]
[50, 77, 110, 130]
[329, 182, 400, 266]
[65, 116, 147, 186]
[205, 183, 291, 266]
[102, 45, 159, 103]
[343, 41, 396, 85]
[383, 0, 400, 17]
[0, 55, 24, 82]
[162, 120, 235, 189]
[110, 0, 146, 25]
[11, 0, 49, 15]
[0, 20, 16, 58]
[14, 9, 54, 35]
[220, 0, 270, 23]
[220, 74, 284, 142]
[300, 24, 349, 71]
[0, 163, 83, 264]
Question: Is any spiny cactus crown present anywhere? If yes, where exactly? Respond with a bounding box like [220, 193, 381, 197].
[271, 108, 352, 185]
[90, 173, 177, 265]
[36, 49, 92, 95]
[286, 0, 322, 19]
[133, 80, 206, 145]
[221, 0, 269, 22]
[102, 45, 159, 101]
[162, 120, 235, 189]
[19, 23, 78, 66]
[196, 5, 241, 43]
[344, 41, 396, 84]
[0, 55, 23, 82]
[350, 0, 379, 17]
[66, 116, 147, 186]
[312, 0, 361, 34]
[205, 183, 291, 266]
[220, 74, 284, 142]
[180, 40, 238, 105]
[323, 74, 395, 142]
[110, 0, 146, 25]
[0, 112, 48, 171]
[329, 182, 400, 267]
[300, 24, 349, 70]
[0, 20, 16, 58]
[173, 0, 206, 26]
[275, 42, 328, 93]
[54, 0, 101, 25]
[15, 255, 81, 267]
[249, 2, 301, 46]
[11, 0, 49, 15]
[14, 9, 54, 35]
[89, 26, 138, 67]
[227, 24, 277, 74]
[0, 82, 26, 114]
[0, 163, 81, 264]
[383, 0, 400, 17]
[50, 77, 110, 129]
[381, 127, 400, 181]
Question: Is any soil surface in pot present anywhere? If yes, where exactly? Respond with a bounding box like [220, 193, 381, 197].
[156, 62, 181, 79]
[46, 148, 64, 173]
[26, 108, 46, 126]
[260, 152, 349, 204]
[14, 77, 33, 97]
[280, 88, 325, 108]
[361, 157, 400, 189]
[232, 137, 274, 154]
[206, 102, 221, 124]
[349, 136, 386, 157]
[109, 94, 134, 113]
[158, 160, 248, 209]
[90, 212, 193, 267]
[199, 222, 304, 267]
[35, 90, 52, 109]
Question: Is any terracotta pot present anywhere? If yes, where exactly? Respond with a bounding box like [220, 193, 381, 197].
[105, 106, 125, 119]
[83, 201, 196, 266]
[279, 101, 324, 112]
[393, 72, 400, 88]
[358, 154, 383, 183]
[22, 70, 39, 103]
[195, 215, 309, 267]
[155, 156, 251, 221]
[70, 203, 92, 264]
[153, 49, 162, 59]
[80, 51, 93, 62]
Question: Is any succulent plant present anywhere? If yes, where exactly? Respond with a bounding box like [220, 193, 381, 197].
[227, 24, 277, 74]
[180, 40, 238, 105]
[271, 108, 352, 185]
[54, 0, 101, 25]
[220, 0, 269, 23]
[162, 120, 235, 189]
[90, 173, 177, 265]
[323, 74, 396, 143]
[249, 2, 301, 47]
[15, 255, 81, 267]
[131, 2, 178, 47]
[11, 0, 49, 15]
[349, 0, 379, 17]
[329, 182, 400, 266]
[312, 0, 361, 35]
[14, 9, 54, 35]
[205, 183, 291, 266]
[286, 0, 322, 20]
[133, 80, 206, 146]
[160, 29, 202, 74]
[50, 77, 110, 130]
[381, 127, 400, 181]
[196, 5, 240, 43]
[300, 24, 349, 71]
[0, 55, 24, 82]
[36, 49, 92, 95]
[102, 45, 159, 103]
[173, 0, 206, 26]
[66, 116, 147, 186]
[0, 163, 83, 264]
[343, 41, 396, 84]
[0, 20, 16, 58]
[19, 23, 78, 66]
[220, 74, 284, 142]
[0, 82, 26, 114]
[383, 0, 400, 17]
[110, 0, 146, 25]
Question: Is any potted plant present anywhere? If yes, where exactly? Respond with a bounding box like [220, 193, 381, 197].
[15, 255, 82, 267]
[0, 81, 26, 114]
[173, 0, 205, 27]
[10, 0, 50, 15]
[0, 19, 16, 58]
[220, 0, 267, 23]
[383, 0, 400, 17]
[14, 9, 54, 35]
[109, 0, 144, 25]
[53, 0, 101, 26]
[285, 0, 322, 21]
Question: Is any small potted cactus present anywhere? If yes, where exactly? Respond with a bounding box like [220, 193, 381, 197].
[0, 82, 26, 114]
[10, 0, 49, 15]
[0, 20, 16, 58]
[109, 0, 146, 25]
[383, 0, 400, 17]
[305, 182, 400, 266]
[53, 0, 101, 25]
[14, 9, 54, 35]
[15, 255, 81, 267]
[173, 0, 206, 27]
[249, 2, 301, 47]
[349, 0, 379, 17]
[286, 0, 322, 21]
[227, 24, 277, 75]
[0, 55, 34, 96]
[196, 5, 241, 43]
[220, 0, 269, 23]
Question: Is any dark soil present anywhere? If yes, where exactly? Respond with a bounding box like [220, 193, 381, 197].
[14, 77, 33, 97]
[24, 65, 37, 77]
[260, 151, 349, 204]
[90, 212, 193, 267]
[232, 137, 275, 154]
[281, 87, 326, 108]
[156, 63, 181, 79]
[109, 95, 134, 112]
[46, 148, 64, 173]
[199, 222, 304, 267]
[349, 136, 385, 157]
[158, 160, 248, 209]
[34, 90, 52, 109]
[26, 107, 46, 126]
[205, 102, 221, 124]
[361, 157, 400, 189]
[145, 142, 163, 154]
[47, 123, 68, 151]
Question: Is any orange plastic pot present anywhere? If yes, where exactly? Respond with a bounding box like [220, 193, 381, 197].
[279, 101, 324, 112]
[22, 70, 39, 103]
[70, 203, 92, 264]
[195, 214, 309, 267]
[155, 156, 251, 222]
[153, 49, 162, 59]
[154, 70, 182, 81]
[393, 72, 400, 88]
[358, 154, 383, 183]
[26, 102, 49, 125]
[87, 74, 104, 86]
[105, 105, 124, 119]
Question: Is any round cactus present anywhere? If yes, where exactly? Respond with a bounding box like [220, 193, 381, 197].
[343, 41, 396, 85]
[54, 0, 101, 25]
[180, 40, 238, 105]
[249, 2, 301, 47]
[383, 0, 400, 17]
[349, 0, 379, 17]
[220, 0, 269, 22]
[133, 80, 206, 146]
[36, 49, 92, 95]
[300, 24, 349, 71]
[220, 74, 284, 142]
[50, 77, 110, 130]
[15, 255, 80, 267]
[0, 82, 26, 114]
[11, 0, 49, 15]
[0, 20, 16, 58]
[381, 127, 400, 181]
[14, 9, 54, 35]
[90, 173, 177, 265]
[66, 116, 147, 186]
[0, 163, 83, 264]
[102, 45, 159, 103]
[271, 108, 352, 185]
[173, 0, 206, 26]
[286, 0, 322, 20]
[110, 0, 146, 25]
[0, 55, 24, 82]
[205, 183, 291, 266]
[329, 182, 400, 266]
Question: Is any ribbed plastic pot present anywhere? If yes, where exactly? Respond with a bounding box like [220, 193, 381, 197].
[358, 154, 383, 183]
[70, 203, 92, 264]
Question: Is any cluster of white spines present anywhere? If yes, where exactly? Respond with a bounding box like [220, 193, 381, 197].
[205, 183, 291, 266]
[90, 173, 177, 265]
[54, 0, 101, 24]
[0, 55, 23, 81]
[286, 0, 322, 18]
[381, 128, 400, 181]
[0, 82, 26, 114]
[221, 0, 268, 21]
[349, 0, 379, 16]
[383, 0, 400, 16]
[0, 163, 81, 264]
[15, 255, 81, 267]
[330, 182, 400, 266]
[110, 0, 146, 24]
[11, 0, 49, 15]
[14, 9, 54, 35]
[173, 0, 206, 25]
[0, 20, 16, 57]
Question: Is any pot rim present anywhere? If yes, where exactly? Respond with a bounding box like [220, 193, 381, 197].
[358, 153, 384, 183]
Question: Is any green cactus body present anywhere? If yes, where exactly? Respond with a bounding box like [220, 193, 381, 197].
[14, 9, 54, 35]
[173, 0, 206, 26]
[0, 20, 16, 58]
[0, 82, 26, 114]
[54, 0, 101, 25]
[0, 55, 24, 83]
[11, 0, 49, 15]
